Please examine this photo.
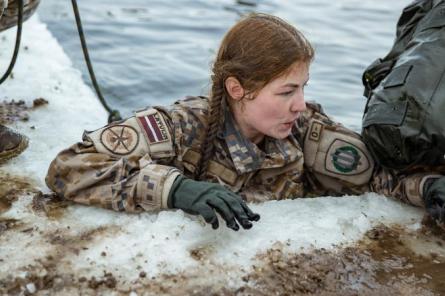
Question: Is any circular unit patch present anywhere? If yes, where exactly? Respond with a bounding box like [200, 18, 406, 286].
[332, 146, 360, 173]
[100, 125, 139, 155]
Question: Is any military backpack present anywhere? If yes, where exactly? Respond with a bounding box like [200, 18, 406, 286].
[362, 0, 445, 170]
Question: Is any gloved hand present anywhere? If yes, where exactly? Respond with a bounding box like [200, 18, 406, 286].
[168, 175, 260, 231]
[422, 176, 445, 223]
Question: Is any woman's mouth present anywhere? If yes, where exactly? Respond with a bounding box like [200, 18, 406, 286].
[282, 121, 294, 129]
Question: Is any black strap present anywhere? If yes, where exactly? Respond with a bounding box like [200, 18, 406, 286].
[71, 0, 121, 123]
[1, 1, 121, 124]
[0, 0, 23, 85]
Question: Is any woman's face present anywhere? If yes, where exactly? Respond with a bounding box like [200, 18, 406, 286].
[231, 62, 309, 144]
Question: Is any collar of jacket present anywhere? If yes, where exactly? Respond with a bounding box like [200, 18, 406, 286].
[218, 106, 303, 175]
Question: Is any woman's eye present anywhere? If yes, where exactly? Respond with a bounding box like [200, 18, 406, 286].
[279, 90, 294, 96]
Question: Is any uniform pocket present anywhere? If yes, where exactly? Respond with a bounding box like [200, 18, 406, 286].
[362, 100, 409, 128]
[382, 65, 412, 89]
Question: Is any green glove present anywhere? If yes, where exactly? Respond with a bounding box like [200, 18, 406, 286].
[423, 177, 445, 223]
[168, 175, 260, 231]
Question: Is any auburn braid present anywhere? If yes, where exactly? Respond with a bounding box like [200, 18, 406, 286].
[196, 75, 225, 180]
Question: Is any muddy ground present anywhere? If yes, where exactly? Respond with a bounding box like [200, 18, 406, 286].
[0, 98, 47, 216]
[0, 98, 48, 125]
[1, 171, 445, 296]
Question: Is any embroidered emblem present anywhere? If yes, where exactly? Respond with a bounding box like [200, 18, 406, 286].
[331, 146, 360, 173]
[138, 113, 169, 143]
[100, 125, 139, 155]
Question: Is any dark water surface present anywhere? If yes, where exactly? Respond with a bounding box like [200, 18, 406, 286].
[38, 0, 407, 129]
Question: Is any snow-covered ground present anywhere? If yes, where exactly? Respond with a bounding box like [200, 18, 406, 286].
[0, 15, 439, 295]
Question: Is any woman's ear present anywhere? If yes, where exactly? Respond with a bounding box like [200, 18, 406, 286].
[225, 77, 245, 101]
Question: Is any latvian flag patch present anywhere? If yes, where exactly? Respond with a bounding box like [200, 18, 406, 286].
[138, 113, 169, 144]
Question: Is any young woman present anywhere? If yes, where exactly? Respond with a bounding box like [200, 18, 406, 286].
[46, 13, 445, 231]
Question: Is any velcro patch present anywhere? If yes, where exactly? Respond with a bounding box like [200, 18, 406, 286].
[100, 125, 139, 155]
[137, 113, 169, 144]
[309, 121, 323, 142]
[326, 139, 371, 176]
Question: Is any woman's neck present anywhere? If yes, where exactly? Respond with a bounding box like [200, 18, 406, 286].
[231, 108, 264, 144]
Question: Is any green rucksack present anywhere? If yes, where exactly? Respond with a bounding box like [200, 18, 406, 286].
[362, 0, 445, 170]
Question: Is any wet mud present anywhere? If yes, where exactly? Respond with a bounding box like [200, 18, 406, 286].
[31, 191, 71, 220]
[0, 98, 48, 125]
[0, 217, 22, 235]
[241, 223, 445, 296]
[367, 222, 445, 295]
[1, 222, 444, 295]
[44, 225, 113, 257]
[0, 171, 37, 214]
[189, 244, 216, 261]
[0, 222, 120, 295]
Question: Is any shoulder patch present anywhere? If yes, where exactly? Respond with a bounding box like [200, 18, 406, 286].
[327, 140, 369, 175]
[304, 118, 374, 186]
[137, 113, 169, 144]
[100, 125, 139, 155]
[135, 108, 175, 158]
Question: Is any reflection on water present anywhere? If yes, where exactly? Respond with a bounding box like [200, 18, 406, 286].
[38, 0, 406, 129]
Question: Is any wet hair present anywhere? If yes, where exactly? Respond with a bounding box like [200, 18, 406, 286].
[196, 13, 314, 180]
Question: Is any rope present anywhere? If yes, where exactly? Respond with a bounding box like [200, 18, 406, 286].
[71, 0, 121, 123]
[0, 0, 23, 85]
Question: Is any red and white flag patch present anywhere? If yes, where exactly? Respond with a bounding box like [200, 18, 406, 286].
[138, 113, 169, 144]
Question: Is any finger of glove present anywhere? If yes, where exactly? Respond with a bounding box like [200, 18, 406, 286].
[230, 193, 260, 222]
[221, 194, 255, 229]
[425, 180, 445, 206]
[207, 198, 239, 231]
[194, 204, 219, 229]
[241, 202, 260, 222]
[428, 205, 445, 223]
[428, 204, 445, 223]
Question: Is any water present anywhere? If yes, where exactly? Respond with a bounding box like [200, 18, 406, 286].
[37, 0, 407, 129]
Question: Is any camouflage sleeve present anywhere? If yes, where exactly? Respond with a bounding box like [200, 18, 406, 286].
[294, 101, 374, 197]
[295, 101, 435, 207]
[45, 107, 182, 213]
[369, 168, 444, 207]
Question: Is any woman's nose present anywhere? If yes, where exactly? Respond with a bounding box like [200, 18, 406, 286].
[290, 92, 306, 113]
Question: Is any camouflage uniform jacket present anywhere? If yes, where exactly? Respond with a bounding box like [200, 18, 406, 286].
[46, 96, 432, 212]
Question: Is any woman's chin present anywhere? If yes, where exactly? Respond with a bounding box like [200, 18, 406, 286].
[270, 129, 292, 140]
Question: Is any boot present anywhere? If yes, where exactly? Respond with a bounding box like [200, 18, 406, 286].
[0, 0, 40, 32]
[0, 124, 28, 163]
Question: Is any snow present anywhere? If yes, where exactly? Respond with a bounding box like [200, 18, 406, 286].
[0, 14, 108, 182]
[0, 14, 425, 289]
